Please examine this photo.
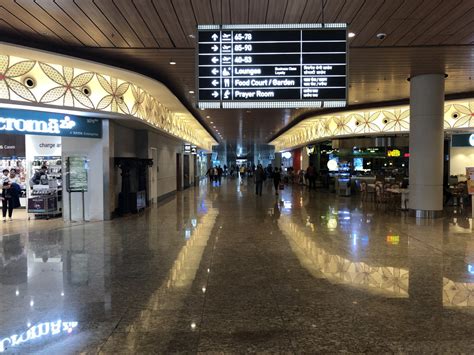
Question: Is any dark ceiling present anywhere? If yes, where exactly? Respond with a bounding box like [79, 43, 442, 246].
[0, 0, 474, 152]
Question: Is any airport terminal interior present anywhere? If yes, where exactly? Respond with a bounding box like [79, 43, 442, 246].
[1, 0, 474, 353]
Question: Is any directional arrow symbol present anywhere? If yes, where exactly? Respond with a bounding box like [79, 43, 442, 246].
[211, 91, 219, 98]
[211, 80, 219, 86]
[211, 45, 219, 52]
[211, 33, 218, 41]
[211, 57, 219, 63]
[211, 68, 219, 75]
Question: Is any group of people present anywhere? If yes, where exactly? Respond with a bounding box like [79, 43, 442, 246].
[254, 164, 282, 196]
[206, 166, 224, 185]
[1, 168, 21, 222]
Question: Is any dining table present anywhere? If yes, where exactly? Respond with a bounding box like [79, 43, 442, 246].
[386, 188, 410, 210]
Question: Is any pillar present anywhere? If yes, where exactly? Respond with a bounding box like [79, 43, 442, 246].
[409, 74, 445, 218]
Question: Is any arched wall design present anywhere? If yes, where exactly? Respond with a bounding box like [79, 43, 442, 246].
[271, 100, 474, 152]
[0, 45, 216, 151]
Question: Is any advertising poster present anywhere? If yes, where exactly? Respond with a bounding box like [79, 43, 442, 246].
[466, 167, 474, 195]
[67, 156, 88, 192]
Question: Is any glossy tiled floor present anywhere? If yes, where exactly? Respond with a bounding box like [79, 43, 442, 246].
[2, 178, 474, 353]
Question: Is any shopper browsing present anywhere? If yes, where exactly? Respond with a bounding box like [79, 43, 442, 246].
[32, 165, 48, 185]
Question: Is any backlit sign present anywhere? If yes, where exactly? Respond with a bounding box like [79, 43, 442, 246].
[0, 108, 101, 138]
[0, 320, 78, 352]
[197, 24, 347, 109]
[387, 149, 401, 157]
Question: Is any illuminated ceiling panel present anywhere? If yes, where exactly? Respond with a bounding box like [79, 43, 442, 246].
[270, 100, 474, 152]
[0, 44, 216, 151]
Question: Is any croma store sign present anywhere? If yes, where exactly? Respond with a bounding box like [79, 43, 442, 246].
[0, 108, 102, 138]
[0, 320, 78, 352]
[0, 115, 75, 134]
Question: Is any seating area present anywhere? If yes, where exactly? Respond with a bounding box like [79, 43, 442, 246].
[360, 181, 408, 210]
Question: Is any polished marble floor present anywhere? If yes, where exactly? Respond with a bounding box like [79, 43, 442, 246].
[1, 178, 474, 353]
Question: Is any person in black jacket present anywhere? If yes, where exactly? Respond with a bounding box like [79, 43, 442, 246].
[2, 181, 21, 222]
[273, 167, 281, 195]
[255, 164, 265, 196]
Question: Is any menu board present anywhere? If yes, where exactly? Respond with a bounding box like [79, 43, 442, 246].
[66, 156, 88, 192]
[197, 24, 347, 109]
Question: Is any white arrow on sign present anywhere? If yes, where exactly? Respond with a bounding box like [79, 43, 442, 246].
[211, 45, 219, 52]
[211, 80, 219, 86]
[211, 33, 218, 41]
[211, 57, 219, 63]
[211, 68, 219, 75]
[211, 91, 219, 98]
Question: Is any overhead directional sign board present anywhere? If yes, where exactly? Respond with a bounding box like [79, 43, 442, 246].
[197, 24, 348, 109]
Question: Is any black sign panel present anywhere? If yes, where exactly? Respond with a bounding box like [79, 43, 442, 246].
[197, 24, 347, 109]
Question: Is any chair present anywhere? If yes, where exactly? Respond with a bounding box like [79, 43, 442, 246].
[375, 184, 383, 204]
[390, 184, 401, 208]
[382, 183, 392, 203]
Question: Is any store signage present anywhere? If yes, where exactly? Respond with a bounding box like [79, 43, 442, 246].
[0, 320, 78, 353]
[452, 134, 474, 147]
[387, 149, 401, 157]
[0, 108, 101, 138]
[197, 24, 347, 109]
[306, 145, 315, 156]
[191, 146, 197, 155]
[184, 144, 191, 153]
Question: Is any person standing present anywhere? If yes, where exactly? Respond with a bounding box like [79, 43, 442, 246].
[206, 166, 213, 183]
[255, 164, 265, 196]
[306, 162, 317, 190]
[273, 167, 281, 195]
[217, 166, 223, 185]
[1, 179, 21, 222]
[1, 169, 9, 184]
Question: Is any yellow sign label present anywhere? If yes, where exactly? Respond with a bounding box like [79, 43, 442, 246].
[387, 149, 401, 157]
[386, 235, 400, 245]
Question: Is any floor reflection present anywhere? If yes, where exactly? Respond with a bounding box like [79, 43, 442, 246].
[2, 181, 474, 352]
[278, 216, 410, 297]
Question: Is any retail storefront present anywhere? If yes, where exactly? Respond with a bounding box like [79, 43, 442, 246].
[0, 108, 108, 221]
[450, 133, 474, 180]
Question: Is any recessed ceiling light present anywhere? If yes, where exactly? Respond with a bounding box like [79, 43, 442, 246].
[210, 121, 214, 124]
[189, 90, 195, 94]
[169, 61, 176, 65]
[206, 115, 210, 118]
[189, 34, 195, 38]
[348, 32, 356, 38]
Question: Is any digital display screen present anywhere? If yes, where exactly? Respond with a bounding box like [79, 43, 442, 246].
[197, 24, 347, 109]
